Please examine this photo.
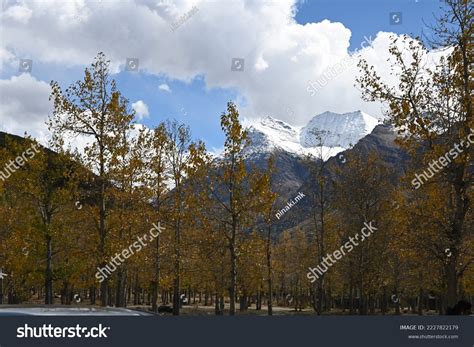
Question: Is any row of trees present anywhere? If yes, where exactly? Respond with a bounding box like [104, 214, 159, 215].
[0, 53, 276, 315]
[304, 0, 473, 315]
[357, 0, 473, 312]
[0, 0, 471, 315]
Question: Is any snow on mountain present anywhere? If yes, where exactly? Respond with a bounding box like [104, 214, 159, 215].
[300, 111, 379, 148]
[245, 111, 379, 160]
[246, 116, 302, 154]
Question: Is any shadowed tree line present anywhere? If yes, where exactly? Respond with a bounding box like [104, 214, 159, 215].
[0, 0, 471, 315]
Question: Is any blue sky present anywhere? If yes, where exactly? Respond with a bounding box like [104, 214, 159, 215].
[121, 0, 439, 148]
[115, 73, 240, 151]
[296, 0, 442, 51]
[125, 0, 443, 149]
[0, 0, 445, 150]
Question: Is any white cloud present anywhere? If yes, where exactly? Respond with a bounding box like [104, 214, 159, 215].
[158, 83, 172, 92]
[0, 0, 449, 137]
[0, 48, 15, 72]
[132, 100, 150, 120]
[2, 4, 33, 24]
[0, 74, 52, 144]
[255, 56, 269, 72]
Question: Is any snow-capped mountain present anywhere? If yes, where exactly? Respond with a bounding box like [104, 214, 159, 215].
[300, 111, 379, 148]
[246, 110, 380, 159]
[246, 116, 302, 154]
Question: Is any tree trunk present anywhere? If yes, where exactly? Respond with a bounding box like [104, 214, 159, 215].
[151, 233, 161, 312]
[395, 287, 401, 315]
[173, 207, 181, 315]
[61, 281, 71, 305]
[172, 237, 180, 315]
[214, 293, 224, 315]
[44, 233, 53, 305]
[239, 294, 248, 311]
[229, 230, 237, 316]
[220, 294, 225, 314]
[256, 290, 261, 310]
[445, 260, 458, 312]
[417, 288, 423, 316]
[381, 287, 387, 315]
[349, 283, 354, 315]
[115, 267, 127, 307]
[99, 220, 108, 306]
[133, 275, 139, 305]
[99, 150, 108, 307]
[90, 286, 96, 305]
[316, 276, 324, 315]
[0, 276, 3, 304]
[266, 225, 273, 316]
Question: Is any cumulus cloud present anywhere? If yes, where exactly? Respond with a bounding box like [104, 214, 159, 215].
[0, 48, 15, 72]
[158, 83, 172, 92]
[2, 4, 33, 24]
[0, 0, 448, 137]
[0, 74, 52, 144]
[132, 100, 150, 120]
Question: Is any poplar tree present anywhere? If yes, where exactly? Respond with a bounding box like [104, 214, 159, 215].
[48, 52, 135, 306]
[357, 0, 472, 311]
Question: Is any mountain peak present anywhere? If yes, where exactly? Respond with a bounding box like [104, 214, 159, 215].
[300, 111, 379, 148]
[258, 116, 296, 134]
[246, 116, 300, 155]
[245, 111, 379, 159]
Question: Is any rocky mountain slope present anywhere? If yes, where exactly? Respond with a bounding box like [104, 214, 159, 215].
[242, 112, 408, 233]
